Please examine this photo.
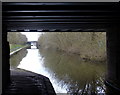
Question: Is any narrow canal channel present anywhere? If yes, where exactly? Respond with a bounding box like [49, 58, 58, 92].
[10, 46, 107, 94]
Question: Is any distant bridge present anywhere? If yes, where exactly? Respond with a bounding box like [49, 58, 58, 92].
[27, 41, 39, 49]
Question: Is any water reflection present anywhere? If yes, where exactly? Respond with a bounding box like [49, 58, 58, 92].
[10, 49, 27, 69]
[39, 49, 107, 94]
[10, 47, 107, 94]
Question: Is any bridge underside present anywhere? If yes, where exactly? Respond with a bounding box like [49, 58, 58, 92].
[2, 2, 120, 94]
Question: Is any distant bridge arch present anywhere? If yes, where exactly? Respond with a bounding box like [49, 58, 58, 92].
[27, 41, 39, 49]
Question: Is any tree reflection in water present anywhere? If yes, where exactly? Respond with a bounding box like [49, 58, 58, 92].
[10, 48, 107, 94]
[39, 49, 107, 95]
[10, 49, 28, 69]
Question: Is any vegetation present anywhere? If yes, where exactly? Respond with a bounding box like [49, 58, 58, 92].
[7, 32, 28, 52]
[38, 32, 106, 61]
[7, 32, 27, 45]
[9, 44, 25, 52]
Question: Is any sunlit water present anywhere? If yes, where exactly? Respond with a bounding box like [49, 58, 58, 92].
[10, 46, 107, 94]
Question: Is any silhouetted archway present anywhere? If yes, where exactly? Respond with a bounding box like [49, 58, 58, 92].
[2, 2, 120, 94]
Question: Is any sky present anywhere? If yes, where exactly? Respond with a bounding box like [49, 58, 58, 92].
[21, 32, 42, 41]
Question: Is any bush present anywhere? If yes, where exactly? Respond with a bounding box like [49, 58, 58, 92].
[38, 32, 106, 61]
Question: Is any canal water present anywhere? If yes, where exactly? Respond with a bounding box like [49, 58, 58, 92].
[10, 46, 107, 94]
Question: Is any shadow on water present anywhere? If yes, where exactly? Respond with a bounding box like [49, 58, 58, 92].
[39, 49, 107, 95]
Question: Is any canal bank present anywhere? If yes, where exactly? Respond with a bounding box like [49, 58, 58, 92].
[4, 46, 56, 95]
[38, 32, 106, 61]
[10, 45, 29, 56]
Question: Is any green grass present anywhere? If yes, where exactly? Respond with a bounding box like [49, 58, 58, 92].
[10, 44, 25, 52]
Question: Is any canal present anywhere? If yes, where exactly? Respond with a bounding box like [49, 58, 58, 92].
[10, 46, 107, 94]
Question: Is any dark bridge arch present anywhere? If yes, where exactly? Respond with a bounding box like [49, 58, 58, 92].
[2, 2, 120, 94]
